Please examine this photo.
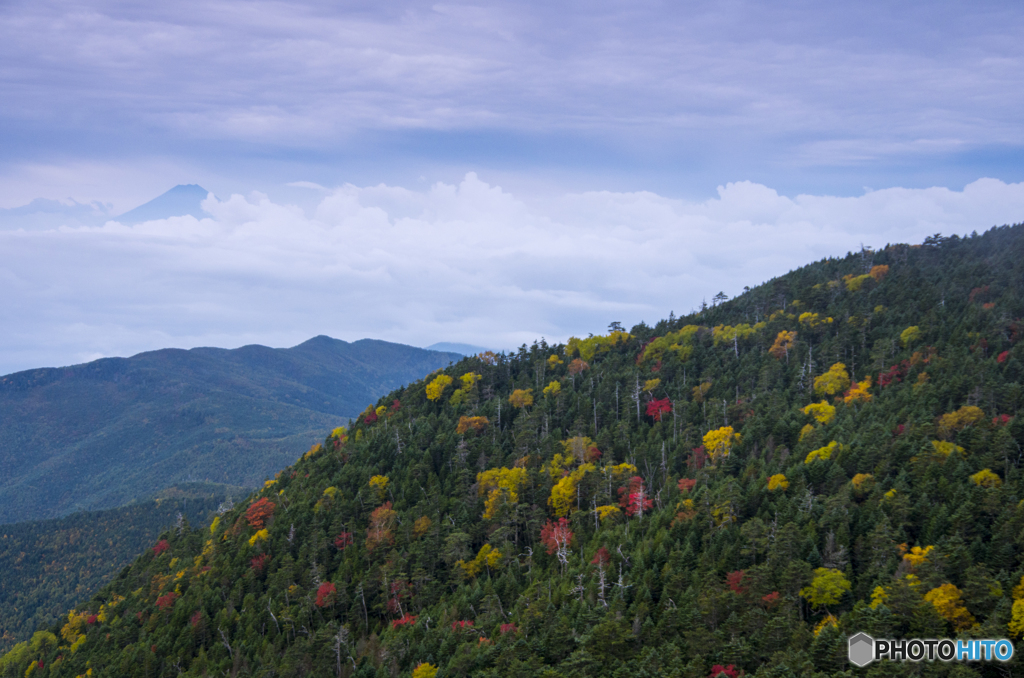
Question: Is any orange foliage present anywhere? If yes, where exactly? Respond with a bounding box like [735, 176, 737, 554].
[568, 358, 589, 376]
[869, 265, 889, 281]
[366, 501, 397, 551]
[456, 416, 490, 434]
[245, 498, 276, 529]
[769, 331, 797, 359]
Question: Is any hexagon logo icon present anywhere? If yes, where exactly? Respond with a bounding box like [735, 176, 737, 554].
[848, 632, 874, 667]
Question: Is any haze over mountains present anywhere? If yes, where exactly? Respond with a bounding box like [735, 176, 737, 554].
[0, 184, 212, 230]
[0, 336, 460, 524]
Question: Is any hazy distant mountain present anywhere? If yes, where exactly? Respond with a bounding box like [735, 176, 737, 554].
[0, 184, 210, 231]
[114, 184, 210, 224]
[424, 341, 492, 356]
[0, 197, 112, 230]
[0, 336, 460, 524]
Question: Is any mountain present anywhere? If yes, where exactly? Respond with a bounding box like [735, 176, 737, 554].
[0, 485, 242, 654]
[0, 184, 208, 232]
[4, 225, 1024, 677]
[114, 184, 211, 224]
[0, 198, 112, 231]
[0, 337, 461, 524]
[424, 342, 493, 357]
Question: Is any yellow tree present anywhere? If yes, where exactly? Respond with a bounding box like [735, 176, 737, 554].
[924, 584, 975, 631]
[412, 663, 439, 678]
[425, 374, 453, 401]
[800, 568, 851, 609]
[802, 401, 836, 424]
[970, 469, 1002, 488]
[814, 363, 850, 396]
[369, 475, 390, 502]
[900, 326, 921, 347]
[478, 467, 528, 519]
[843, 376, 872, 404]
[703, 426, 740, 463]
[549, 464, 596, 517]
[509, 389, 534, 408]
[938, 405, 985, 438]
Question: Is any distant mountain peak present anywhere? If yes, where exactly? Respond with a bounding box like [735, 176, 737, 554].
[115, 184, 211, 224]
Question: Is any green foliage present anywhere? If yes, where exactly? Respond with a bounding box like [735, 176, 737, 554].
[0, 488, 231, 653]
[0, 338, 461, 524]
[8, 224, 1024, 677]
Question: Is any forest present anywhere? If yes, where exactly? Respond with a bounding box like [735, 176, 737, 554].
[0, 336, 460, 524]
[3, 225, 1024, 677]
[0, 487, 237, 654]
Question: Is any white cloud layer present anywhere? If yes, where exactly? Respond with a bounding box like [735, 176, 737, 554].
[2, 174, 1023, 375]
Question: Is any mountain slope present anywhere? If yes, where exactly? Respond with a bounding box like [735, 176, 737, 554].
[0, 485, 242, 654]
[6, 225, 1024, 678]
[114, 184, 211, 224]
[0, 337, 461, 524]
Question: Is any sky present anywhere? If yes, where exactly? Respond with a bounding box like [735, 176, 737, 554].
[2, 0, 1024, 374]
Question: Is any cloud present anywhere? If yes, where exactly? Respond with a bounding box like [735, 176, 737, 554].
[1, 0, 1022, 199]
[2, 173, 1023, 375]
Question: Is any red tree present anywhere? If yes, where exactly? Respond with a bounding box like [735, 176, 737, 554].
[709, 665, 739, 678]
[315, 582, 337, 608]
[646, 397, 672, 421]
[678, 478, 696, 493]
[618, 477, 653, 517]
[591, 546, 611, 566]
[726, 570, 747, 594]
[540, 518, 573, 555]
[333, 532, 354, 550]
[250, 553, 271, 573]
[155, 592, 178, 611]
[391, 613, 416, 629]
[153, 539, 170, 556]
[998, 350, 1010, 363]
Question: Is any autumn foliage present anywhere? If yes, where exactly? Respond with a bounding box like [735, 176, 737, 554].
[646, 397, 672, 421]
[540, 518, 573, 555]
[509, 389, 534, 408]
[315, 582, 336, 608]
[618, 476, 653, 517]
[938, 405, 985, 438]
[366, 502, 397, 551]
[155, 592, 178, 612]
[456, 416, 489, 434]
[245, 498, 276, 529]
[769, 330, 797, 359]
[333, 532, 353, 550]
[703, 426, 740, 462]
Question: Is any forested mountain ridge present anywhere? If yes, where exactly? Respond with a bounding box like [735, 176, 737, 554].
[6, 225, 1024, 677]
[0, 337, 461, 524]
